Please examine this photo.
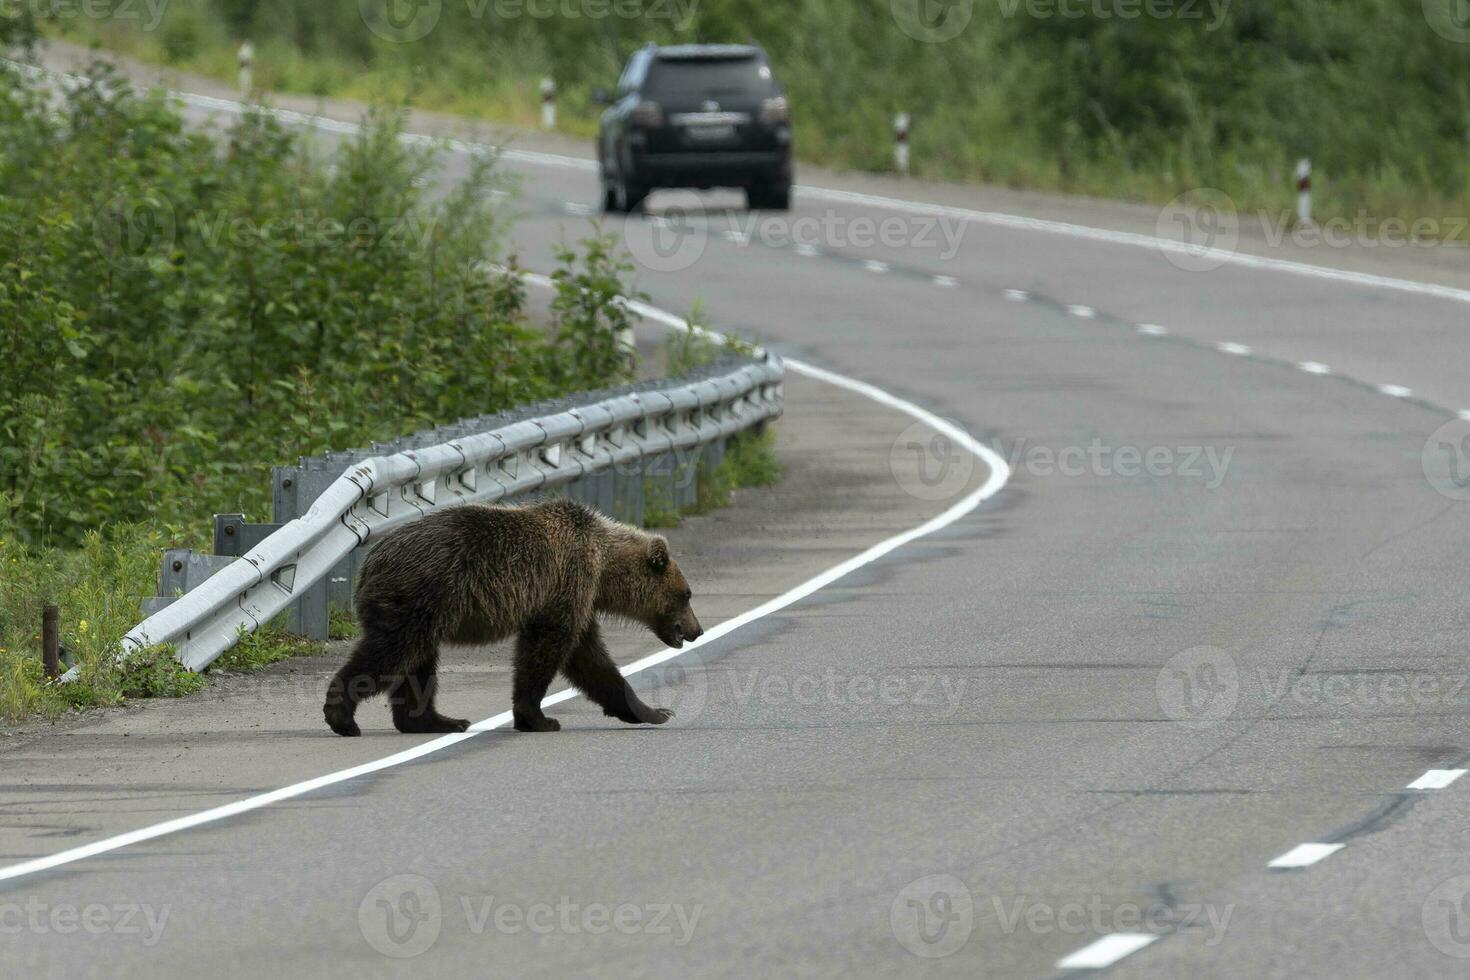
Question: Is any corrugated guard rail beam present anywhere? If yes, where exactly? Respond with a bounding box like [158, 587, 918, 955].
[72, 354, 782, 678]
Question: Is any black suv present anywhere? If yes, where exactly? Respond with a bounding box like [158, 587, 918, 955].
[597, 44, 793, 213]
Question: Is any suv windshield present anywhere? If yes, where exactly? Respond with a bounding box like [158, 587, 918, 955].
[645, 57, 774, 99]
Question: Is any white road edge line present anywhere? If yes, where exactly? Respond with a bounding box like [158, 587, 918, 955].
[1267, 842, 1344, 869]
[0, 290, 1012, 887]
[1408, 769, 1467, 790]
[1057, 933, 1159, 970]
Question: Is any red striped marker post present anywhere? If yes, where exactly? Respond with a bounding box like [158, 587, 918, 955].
[894, 113, 911, 176]
[1296, 158, 1313, 227]
[541, 78, 557, 130]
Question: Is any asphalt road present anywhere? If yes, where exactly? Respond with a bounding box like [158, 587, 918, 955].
[11, 48, 1470, 978]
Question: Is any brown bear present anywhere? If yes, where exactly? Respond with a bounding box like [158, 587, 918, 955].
[322, 499, 703, 736]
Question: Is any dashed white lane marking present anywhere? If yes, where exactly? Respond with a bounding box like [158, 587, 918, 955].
[1137, 323, 1168, 336]
[1298, 361, 1332, 375]
[1408, 769, 1467, 790]
[863, 259, 890, 274]
[1066, 304, 1096, 319]
[722, 230, 750, 245]
[1057, 933, 1159, 970]
[932, 274, 959, 288]
[0, 285, 1013, 887]
[1004, 289, 1029, 302]
[794, 243, 820, 258]
[1378, 384, 1413, 398]
[1217, 342, 1252, 356]
[1460, 409, 1470, 420]
[562, 202, 593, 216]
[1267, 842, 1344, 869]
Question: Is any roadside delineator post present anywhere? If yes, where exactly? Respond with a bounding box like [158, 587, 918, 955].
[238, 41, 254, 97]
[541, 78, 557, 130]
[894, 113, 911, 176]
[41, 605, 60, 681]
[1296, 158, 1313, 227]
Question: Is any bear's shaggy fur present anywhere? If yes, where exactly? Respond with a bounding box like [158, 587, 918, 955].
[322, 500, 703, 736]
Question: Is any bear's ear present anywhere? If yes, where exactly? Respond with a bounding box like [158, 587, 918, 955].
[647, 536, 670, 573]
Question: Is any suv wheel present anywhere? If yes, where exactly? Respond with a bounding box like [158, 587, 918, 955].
[617, 176, 648, 213]
[747, 181, 791, 211]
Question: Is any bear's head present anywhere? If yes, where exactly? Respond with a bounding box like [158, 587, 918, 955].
[602, 533, 704, 648]
[643, 537, 703, 648]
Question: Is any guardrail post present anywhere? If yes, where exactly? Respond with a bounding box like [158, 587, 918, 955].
[41, 605, 60, 680]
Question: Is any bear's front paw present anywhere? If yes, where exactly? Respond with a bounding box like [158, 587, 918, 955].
[642, 706, 675, 725]
[514, 715, 561, 733]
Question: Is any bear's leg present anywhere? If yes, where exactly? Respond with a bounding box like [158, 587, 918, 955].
[562, 623, 674, 726]
[323, 629, 402, 737]
[512, 620, 573, 732]
[389, 659, 470, 735]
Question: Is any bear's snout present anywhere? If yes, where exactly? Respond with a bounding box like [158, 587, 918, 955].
[679, 610, 704, 644]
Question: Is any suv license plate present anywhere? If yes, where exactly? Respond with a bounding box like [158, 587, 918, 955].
[686, 124, 736, 142]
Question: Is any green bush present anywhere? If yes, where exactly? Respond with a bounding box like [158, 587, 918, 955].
[0, 58, 644, 722]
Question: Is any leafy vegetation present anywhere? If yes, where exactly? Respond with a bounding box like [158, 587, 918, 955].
[40, 0, 1470, 236]
[0, 39, 655, 723]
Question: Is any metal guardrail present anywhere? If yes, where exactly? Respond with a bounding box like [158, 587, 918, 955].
[83, 354, 783, 677]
